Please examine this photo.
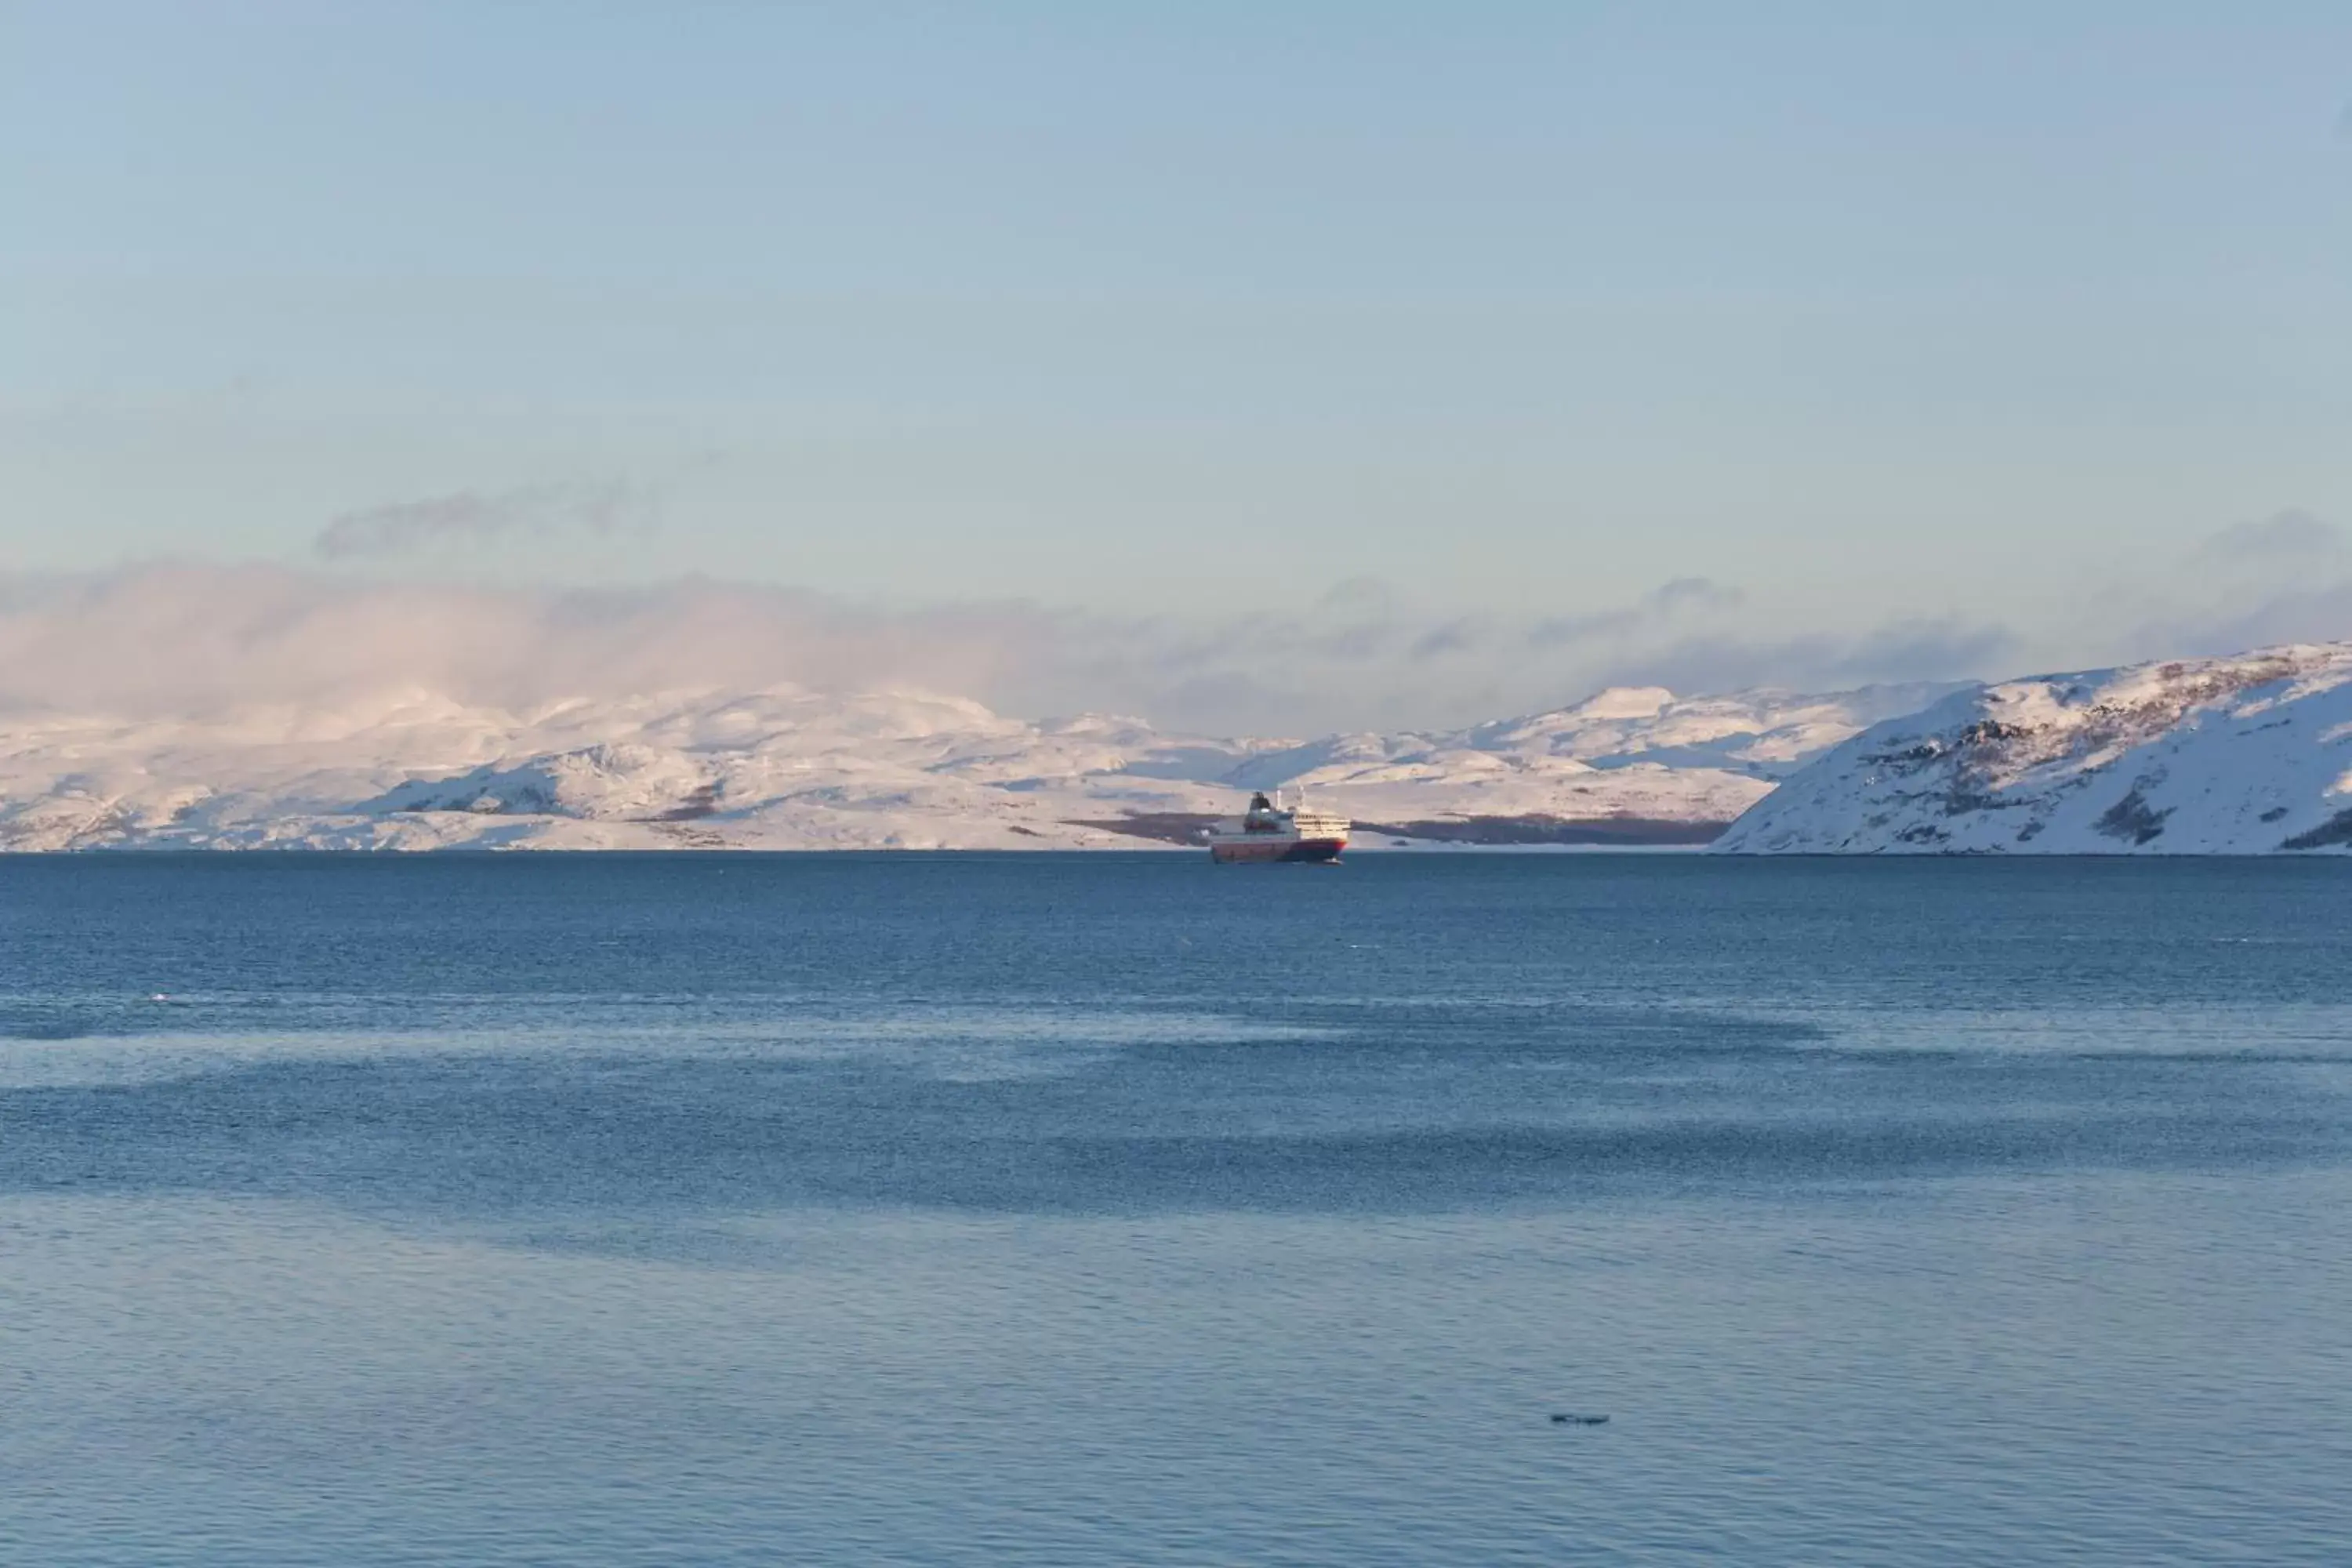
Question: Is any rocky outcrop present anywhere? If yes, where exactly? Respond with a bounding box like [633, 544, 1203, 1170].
[1714, 644, 2352, 855]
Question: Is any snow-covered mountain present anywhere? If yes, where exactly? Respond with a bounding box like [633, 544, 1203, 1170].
[27, 637, 2334, 855]
[1217, 682, 1956, 843]
[0, 681, 1933, 852]
[1715, 643, 2352, 855]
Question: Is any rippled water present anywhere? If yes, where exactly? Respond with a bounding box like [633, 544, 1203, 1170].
[4, 854, 2350, 1564]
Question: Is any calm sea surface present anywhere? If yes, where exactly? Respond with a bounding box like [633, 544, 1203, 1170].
[3, 853, 2350, 1565]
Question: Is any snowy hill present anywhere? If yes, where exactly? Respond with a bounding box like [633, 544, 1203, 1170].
[1714, 643, 2352, 855]
[1221, 683, 1958, 844]
[0, 680, 1925, 852]
[16, 636, 2347, 856]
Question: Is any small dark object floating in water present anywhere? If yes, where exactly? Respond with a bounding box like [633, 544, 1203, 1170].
[1550, 1414, 1609, 1425]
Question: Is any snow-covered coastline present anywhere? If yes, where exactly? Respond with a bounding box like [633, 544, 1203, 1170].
[16, 639, 2352, 855]
[0, 682, 1932, 852]
[1714, 643, 2352, 855]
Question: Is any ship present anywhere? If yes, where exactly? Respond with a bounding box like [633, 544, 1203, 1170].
[1203, 789, 1350, 863]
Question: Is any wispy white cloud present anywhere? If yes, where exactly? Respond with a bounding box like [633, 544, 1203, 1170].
[1599, 618, 2018, 698]
[1527, 576, 1744, 650]
[2195, 507, 2342, 566]
[314, 480, 655, 561]
[9, 500, 2339, 732]
[2122, 507, 2352, 661]
[2132, 580, 2352, 662]
[0, 562, 2021, 735]
[0, 564, 1044, 720]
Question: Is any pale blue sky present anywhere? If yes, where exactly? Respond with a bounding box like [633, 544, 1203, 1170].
[5, 2, 2351, 724]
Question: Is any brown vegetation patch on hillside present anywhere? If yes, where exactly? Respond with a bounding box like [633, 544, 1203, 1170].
[1358, 816, 1728, 846]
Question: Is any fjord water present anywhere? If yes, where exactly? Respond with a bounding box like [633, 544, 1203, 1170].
[4, 855, 2349, 1565]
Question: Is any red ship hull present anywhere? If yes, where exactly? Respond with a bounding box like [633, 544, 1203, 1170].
[1207, 836, 1346, 864]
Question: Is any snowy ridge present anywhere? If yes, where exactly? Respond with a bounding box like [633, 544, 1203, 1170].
[1219, 684, 1958, 840]
[1714, 643, 2352, 855]
[0, 681, 1915, 851]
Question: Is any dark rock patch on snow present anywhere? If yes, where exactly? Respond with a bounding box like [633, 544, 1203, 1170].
[2281, 809, 2352, 851]
[2095, 789, 2172, 846]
